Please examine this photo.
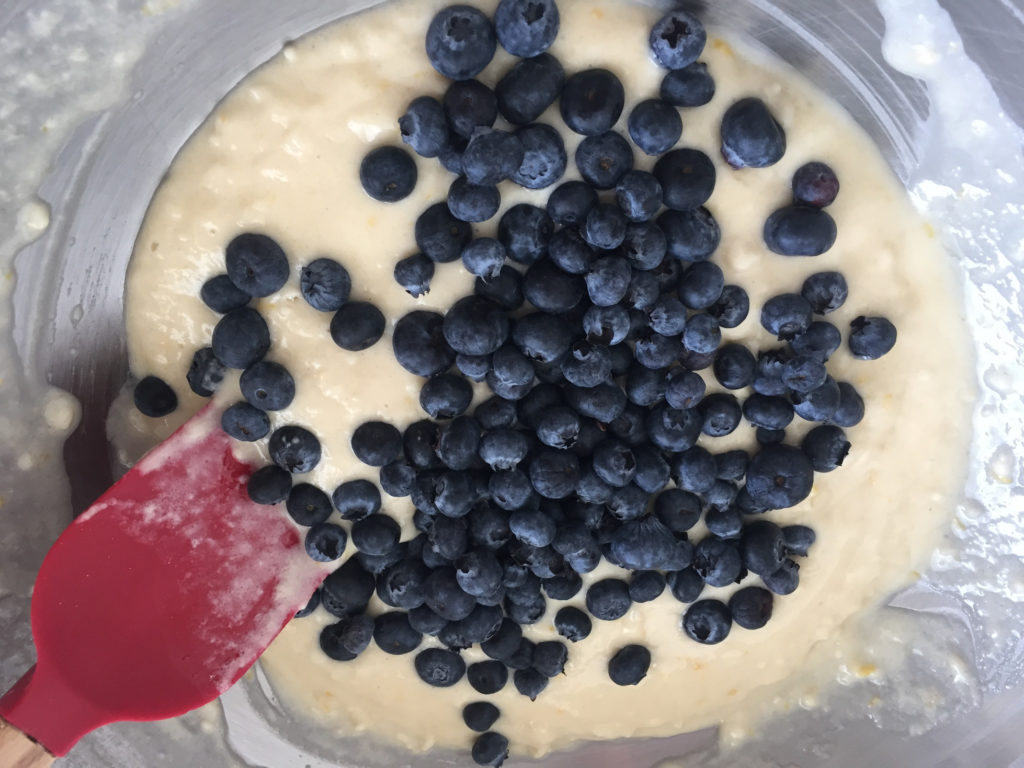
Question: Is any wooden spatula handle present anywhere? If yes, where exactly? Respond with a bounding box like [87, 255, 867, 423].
[0, 718, 54, 767]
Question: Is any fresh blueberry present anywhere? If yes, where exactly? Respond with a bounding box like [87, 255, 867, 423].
[498, 204, 554, 265]
[705, 478, 738, 510]
[751, 348, 792, 396]
[605, 484, 648, 521]
[585, 255, 632, 306]
[269, 426, 321, 473]
[419, 373, 473, 420]
[608, 343, 636, 376]
[444, 296, 510, 357]
[666, 567, 704, 603]
[457, 549, 505, 598]
[478, 429, 530, 470]
[458, 241, 505, 284]
[448, 177, 501, 223]
[408, 604, 448, 636]
[715, 450, 749, 481]
[440, 602, 503, 646]
[705, 504, 743, 539]
[849, 316, 897, 359]
[444, 79, 498, 139]
[286, 483, 333, 527]
[351, 420, 402, 467]
[404, 422, 442, 472]
[616, 170, 663, 224]
[581, 306, 628, 347]
[472, 732, 510, 768]
[513, 122, 568, 189]
[660, 61, 715, 107]
[300, 257, 351, 312]
[332, 479, 381, 520]
[212, 307, 271, 369]
[708, 284, 750, 329]
[133, 375, 177, 418]
[653, 148, 715, 211]
[465, 660, 508, 696]
[509, 508, 557, 548]
[439, 137, 469, 175]
[830, 381, 865, 427]
[763, 558, 800, 595]
[713, 344, 756, 389]
[480, 617, 523, 662]
[745, 445, 814, 509]
[417, 202, 473, 264]
[576, 131, 634, 190]
[628, 99, 682, 156]
[304, 522, 347, 562]
[201, 274, 250, 313]
[678, 261, 724, 310]
[415, 647, 467, 687]
[425, 566, 478, 621]
[543, 572, 582, 599]
[763, 206, 837, 256]
[623, 223, 668, 273]
[613, 515, 692, 569]
[320, 558, 375, 618]
[791, 322, 842, 363]
[512, 318, 572, 369]
[662, 369, 703, 411]
[648, 296, 688, 336]
[781, 354, 827, 394]
[608, 644, 651, 686]
[506, 591, 547, 624]
[319, 619, 361, 661]
[239, 361, 294, 411]
[377, 558, 430, 609]
[591, 440, 636, 488]
[497, 52, 565, 124]
[551, 606, 590, 643]
[476, 266, 525, 312]
[682, 599, 732, 644]
[523, 259, 584, 313]
[542, 228, 592, 277]
[426, 6, 496, 80]
[560, 341, 612, 388]
[247, 464, 291, 505]
[495, 0, 559, 56]
[330, 301, 385, 351]
[692, 537, 742, 587]
[801, 425, 851, 472]
[629, 571, 666, 603]
[475, 397, 518, 432]
[632, 444, 670, 493]
[655, 487, 701, 533]
[530, 640, 568, 678]
[649, 9, 706, 70]
[221, 401, 270, 442]
[658, 208, 720, 262]
[800, 271, 848, 315]
[513, 667, 548, 700]
[464, 702, 501, 733]
[225, 233, 289, 298]
[792, 161, 840, 207]
[373, 611, 423, 655]
[761, 293, 812, 341]
[623, 365, 665, 408]
[400, 96, 449, 158]
[682, 312, 721, 355]
[487, 469, 533, 511]
[756, 427, 786, 445]
[584, 203, 628, 250]
[699, 392, 742, 437]
[791, 376, 841, 422]
[728, 586, 774, 630]
[462, 130, 524, 186]
[646, 404, 701, 452]
[528, 448, 580, 499]
[564, 381, 627, 423]
[359, 146, 417, 203]
[780, 525, 816, 558]
[721, 97, 786, 169]
[742, 393, 794, 430]
[560, 68, 625, 136]
[585, 579, 631, 621]
[394, 254, 435, 298]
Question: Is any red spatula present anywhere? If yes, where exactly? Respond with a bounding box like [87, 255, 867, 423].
[0, 404, 330, 766]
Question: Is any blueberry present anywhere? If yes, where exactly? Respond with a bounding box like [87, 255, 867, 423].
[682, 312, 721, 355]
[417, 202, 473, 264]
[713, 344, 756, 389]
[441, 602, 505, 647]
[487, 469, 531, 511]
[440, 137, 469, 175]
[456, 549, 505, 598]
[304, 522, 347, 562]
[331, 479, 381, 520]
[649, 10, 706, 70]
[705, 504, 743, 539]
[377, 558, 430, 609]
[680, 347, 716, 372]
[221, 401, 270, 442]
[742, 393, 794, 430]
[682, 599, 732, 644]
[801, 425, 851, 472]
[563, 341, 614, 388]
[612, 172, 661, 225]
[509, 508, 557, 547]
[632, 445, 670, 493]
[751, 348, 792, 396]
[464, 702, 501, 733]
[269, 426, 321, 474]
[506, 592, 547, 624]
[359, 146, 417, 203]
[513, 667, 548, 700]
[528, 448, 580, 499]
[830, 381, 865, 427]
[782, 524, 816, 556]
[239, 361, 293, 411]
[319, 621, 359, 661]
[660, 61, 715, 107]
[790, 322, 842, 363]
[415, 647, 467, 687]
[764, 206, 837, 256]
[623, 365, 665, 409]
[622, 223, 668, 273]
[434, 473, 479, 519]
[464, 131, 524, 187]
[522, 259, 584, 313]
[419, 374, 473, 420]
[321, 559, 375, 617]
[285, 483, 333, 527]
[586, 578, 632, 620]
[791, 376, 841, 422]
[445, 79, 498, 140]
[678, 262, 723, 311]
[201, 274, 250, 313]
[294, 589, 320, 619]
[795, 280, 848, 328]
[425, 566, 478, 621]
[708, 284, 750, 329]
[653, 148, 715, 211]
[781, 355, 827, 394]
[592, 440, 637, 487]
[394, 253, 435, 298]
[472, 732, 510, 767]
[581, 306, 628, 347]
[715, 450, 749, 481]
[409, 605, 449, 636]
[495, 0, 559, 56]
[763, 558, 800, 595]
[524, 642, 565, 680]
[444, 296, 510, 358]
[706, 479, 739, 511]
[513, 122, 568, 189]
[212, 307, 271, 369]
[448, 177, 501, 223]
[721, 97, 786, 169]
[543, 572, 582, 599]
[585, 255, 632, 306]
[133, 375, 177, 418]
[225, 233, 289, 298]
[607, 644, 651, 687]
[426, 6, 496, 80]
[692, 537, 743, 587]
[478, 429, 530, 470]
[756, 428, 786, 445]
[481, 617, 523, 660]
[615, 514, 693, 569]
[663, 368, 704, 411]
[465, 660, 508, 696]
[628, 99, 682, 156]
[583, 203, 628, 251]
[351, 421, 402, 467]
[670, 446, 714, 495]
[329, 301, 385, 352]
[728, 586, 774, 630]
[760, 293, 812, 341]
[475, 397, 518, 432]
[371, 611, 422, 655]
[517, 383, 564, 428]
[498, 204, 554, 265]
[608, 343, 636, 376]
[629, 571, 666, 603]
[564, 381, 627, 423]
[745, 444, 814, 509]
[605, 484, 648, 522]
[793, 161, 840, 207]
[658, 208, 720, 262]
[699, 392, 742, 437]
[247, 464, 291, 505]
[576, 131, 634, 190]
[297, 257, 351, 312]
[643, 297, 684, 338]
[667, 567, 704, 603]
[655, 487, 701, 533]
[404, 422, 443, 472]
[497, 52, 565, 124]
[560, 68, 625, 136]
[646, 404, 701, 452]
[849, 316, 897, 360]
[476, 266, 525, 311]
[399, 96, 450, 158]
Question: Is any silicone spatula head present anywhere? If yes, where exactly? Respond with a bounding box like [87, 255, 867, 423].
[0, 405, 329, 756]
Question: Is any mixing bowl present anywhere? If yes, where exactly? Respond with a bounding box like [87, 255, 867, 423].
[2, 0, 1022, 765]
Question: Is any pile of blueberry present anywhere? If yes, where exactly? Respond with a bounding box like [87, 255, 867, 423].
[127, 2, 900, 765]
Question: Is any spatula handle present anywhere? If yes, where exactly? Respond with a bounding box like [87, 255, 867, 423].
[0, 718, 54, 767]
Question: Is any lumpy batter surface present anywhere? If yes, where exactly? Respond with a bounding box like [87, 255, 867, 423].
[121, 0, 973, 758]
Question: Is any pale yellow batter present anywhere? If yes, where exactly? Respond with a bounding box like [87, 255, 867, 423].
[120, 0, 974, 759]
